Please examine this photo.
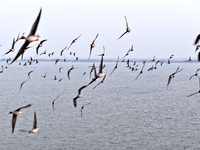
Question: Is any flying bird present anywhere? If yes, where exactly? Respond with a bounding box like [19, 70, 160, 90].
[109, 55, 119, 76]
[52, 95, 60, 112]
[39, 49, 46, 55]
[54, 75, 57, 80]
[167, 67, 183, 89]
[20, 79, 29, 91]
[117, 16, 131, 40]
[9, 104, 32, 133]
[168, 55, 174, 64]
[151, 55, 156, 62]
[59, 67, 63, 73]
[67, 65, 75, 80]
[73, 85, 87, 107]
[87, 64, 99, 86]
[42, 71, 47, 78]
[134, 61, 146, 81]
[67, 34, 82, 50]
[97, 53, 106, 78]
[28, 70, 34, 79]
[81, 102, 91, 117]
[87, 54, 106, 86]
[29, 112, 39, 133]
[3, 38, 16, 56]
[187, 77, 200, 97]
[89, 63, 96, 79]
[189, 68, 200, 80]
[89, 33, 99, 59]
[55, 59, 59, 65]
[36, 39, 47, 55]
[0, 65, 4, 73]
[11, 9, 42, 64]
[188, 56, 192, 61]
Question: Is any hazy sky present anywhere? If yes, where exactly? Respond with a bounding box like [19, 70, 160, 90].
[0, 0, 200, 60]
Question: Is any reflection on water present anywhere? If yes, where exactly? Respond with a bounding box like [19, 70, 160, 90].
[1, 61, 200, 149]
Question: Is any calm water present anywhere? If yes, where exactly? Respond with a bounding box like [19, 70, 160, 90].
[1, 60, 200, 150]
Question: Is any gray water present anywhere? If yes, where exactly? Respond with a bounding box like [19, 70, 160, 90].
[1, 60, 200, 150]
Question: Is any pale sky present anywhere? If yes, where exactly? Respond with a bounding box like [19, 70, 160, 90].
[0, 0, 200, 60]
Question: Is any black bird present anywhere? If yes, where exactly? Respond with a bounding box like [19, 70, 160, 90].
[89, 33, 99, 59]
[117, 16, 131, 40]
[11, 9, 42, 64]
[9, 104, 32, 133]
[73, 85, 87, 107]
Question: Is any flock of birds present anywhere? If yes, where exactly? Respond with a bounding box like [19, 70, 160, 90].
[1, 8, 200, 134]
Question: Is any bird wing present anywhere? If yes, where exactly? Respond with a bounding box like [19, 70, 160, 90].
[28, 9, 42, 36]
[12, 114, 17, 133]
[18, 104, 32, 110]
[89, 45, 93, 58]
[189, 75, 195, 80]
[109, 67, 116, 76]
[117, 31, 128, 40]
[194, 34, 200, 45]
[87, 77, 98, 86]
[187, 91, 199, 97]
[93, 75, 106, 89]
[3, 50, 12, 56]
[99, 55, 104, 74]
[73, 96, 78, 107]
[110, 55, 119, 76]
[40, 39, 47, 44]
[124, 16, 129, 28]
[11, 38, 15, 49]
[166, 75, 173, 89]
[67, 70, 71, 80]
[92, 33, 99, 44]
[33, 112, 37, 129]
[36, 45, 40, 55]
